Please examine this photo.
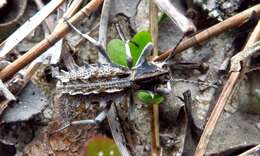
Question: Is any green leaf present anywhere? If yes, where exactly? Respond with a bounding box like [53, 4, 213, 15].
[137, 90, 164, 105]
[256, 90, 260, 104]
[84, 136, 121, 156]
[158, 12, 169, 25]
[107, 31, 152, 67]
[107, 39, 127, 67]
[129, 31, 152, 65]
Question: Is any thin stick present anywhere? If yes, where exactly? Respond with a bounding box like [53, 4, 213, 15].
[34, 0, 56, 32]
[63, 0, 112, 63]
[98, 0, 111, 48]
[0, 0, 7, 8]
[38, 0, 84, 65]
[151, 106, 160, 156]
[238, 144, 260, 156]
[150, 0, 159, 57]
[53, 0, 84, 32]
[154, 4, 260, 62]
[152, 0, 196, 35]
[150, 1, 160, 156]
[0, 0, 83, 116]
[0, 0, 103, 82]
[231, 40, 260, 71]
[0, 62, 41, 115]
[73, 22, 100, 47]
[193, 20, 260, 156]
[97, 0, 111, 63]
[0, 0, 66, 57]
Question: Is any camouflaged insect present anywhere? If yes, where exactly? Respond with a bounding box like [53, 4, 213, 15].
[54, 43, 168, 97]
[55, 64, 131, 95]
[53, 43, 169, 127]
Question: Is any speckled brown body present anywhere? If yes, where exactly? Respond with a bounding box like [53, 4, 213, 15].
[55, 63, 168, 96]
[54, 62, 168, 123]
[55, 64, 131, 95]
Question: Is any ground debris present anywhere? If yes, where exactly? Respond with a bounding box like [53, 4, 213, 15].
[1, 1, 260, 156]
[110, 0, 140, 18]
[1, 81, 48, 123]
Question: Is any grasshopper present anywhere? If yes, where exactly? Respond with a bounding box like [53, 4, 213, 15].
[53, 17, 217, 132]
[53, 19, 170, 133]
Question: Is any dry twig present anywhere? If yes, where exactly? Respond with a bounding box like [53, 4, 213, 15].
[193, 20, 260, 156]
[97, 0, 111, 62]
[0, 0, 84, 116]
[0, 0, 103, 82]
[34, 0, 56, 32]
[152, 0, 196, 35]
[150, 1, 160, 156]
[0, 0, 66, 57]
[0, 0, 7, 8]
[238, 144, 260, 156]
[231, 40, 260, 72]
[154, 4, 260, 62]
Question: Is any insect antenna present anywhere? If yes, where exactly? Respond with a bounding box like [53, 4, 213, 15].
[164, 34, 186, 63]
[162, 34, 186, 83]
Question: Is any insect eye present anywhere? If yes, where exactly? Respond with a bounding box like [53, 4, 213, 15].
[163, 74, 170, 81]
[91, 101, 99, 105]
[162, 64, 168, 70]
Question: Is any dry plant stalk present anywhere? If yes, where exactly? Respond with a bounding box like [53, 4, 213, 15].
[0, 0, 66, 57]
[0, 62, 41, 115]
[152, 0, 196, 35]
[53, 0, 84, 32]
[154, 4, 260, 62]
[238, 144, 260, 156]
[150, 1, 160, 156]
[0, 0, 103, 82]
[231, 40, 260, 71]
[0, 0, 7, 8]
[193, 20, 260, 156]
[34, 0, 56, 32]
[0, 0, 84, 115]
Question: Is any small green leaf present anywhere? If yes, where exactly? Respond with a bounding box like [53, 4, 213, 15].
[158, 12, 169, 25]
[129, 31, 152, 65]
[107, 31, 152, 67]
[256, 90, 260, 104]
[107, 39, 127, 67]
[137, 90, 164, 105]
[83, 136, 121, 156]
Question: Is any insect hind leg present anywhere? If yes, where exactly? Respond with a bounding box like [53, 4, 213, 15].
[53, 108, 109, 133]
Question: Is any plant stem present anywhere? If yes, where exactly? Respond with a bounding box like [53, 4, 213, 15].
[150, 1, 160, 156]
[0, 0, 103, 82]
[0, 0, 84, 115]
[238, 144, 260, 156]
[193, 20, 260, 156]
[152, 0, 196, 35]
[150, 0, 159, 57]
[0, 0, 66, 57]
[154, 4, 260, 62]
[98, 0, 111, 63]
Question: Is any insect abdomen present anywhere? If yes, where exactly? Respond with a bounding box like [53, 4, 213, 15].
[57, 78, 132, 95]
